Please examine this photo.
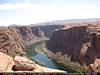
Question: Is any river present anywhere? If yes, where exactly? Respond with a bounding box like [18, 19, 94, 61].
[25, 41, 85, 73]
[25, 41, 66, 70]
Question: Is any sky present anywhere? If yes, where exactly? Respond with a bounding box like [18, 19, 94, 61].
[0, 0, 100, 26]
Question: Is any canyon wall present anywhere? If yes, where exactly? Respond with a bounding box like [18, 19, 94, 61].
[0, 25, 65, 72]
[46, 24, 100, 67]
[0, 28, 25, 57]
[39, 25, 64, 37]
[0, 25, 64, 56]
[9, 25, 64, 46]
[9, 26, 45, 44]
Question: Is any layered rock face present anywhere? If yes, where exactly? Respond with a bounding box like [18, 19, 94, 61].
[9, 25, 64, 47]
[12, 26, 44, 41]
[39, 25, 64, 37]
[13, 25, 64, 39]
[31, 26, 45, 38]
[0, 28, 25, 57]
[46, 25, 100, 66]
[9, 26, 46, 47]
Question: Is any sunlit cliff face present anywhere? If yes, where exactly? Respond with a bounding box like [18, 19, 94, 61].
[90, 59, 100, 72]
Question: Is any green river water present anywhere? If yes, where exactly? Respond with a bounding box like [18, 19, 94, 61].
[25, 41, 86, 73]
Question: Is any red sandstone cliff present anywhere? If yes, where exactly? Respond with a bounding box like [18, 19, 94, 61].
[0, 28, 25, 57]
[9, 25, 64, 47]
[46, 24, 100, 72]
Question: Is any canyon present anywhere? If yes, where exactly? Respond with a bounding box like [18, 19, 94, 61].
[0, 21, 100, 73]
[0, 25, 65, 73]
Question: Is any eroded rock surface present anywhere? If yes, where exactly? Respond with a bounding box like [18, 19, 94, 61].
[12, 56, 36, 71]
[0, 52, 14, 71]
[0, 28, 25, 57]
[46, 25, 100, 67]
[89, 59, 100, 72]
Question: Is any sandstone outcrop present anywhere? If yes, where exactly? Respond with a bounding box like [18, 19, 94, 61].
[0, 28, 25, 57]
[12, 56, 65, 72]
[0, 52, 14, 71]
[12, 56, 36, 71]
[89, 58, 100, 72]
[46, 24, 100, 67]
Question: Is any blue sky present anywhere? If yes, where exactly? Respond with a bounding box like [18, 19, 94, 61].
[0, 0, 100, 26]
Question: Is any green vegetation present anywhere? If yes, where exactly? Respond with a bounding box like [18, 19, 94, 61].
[52, 59, 86, 73]
[35, 44, 43, 53]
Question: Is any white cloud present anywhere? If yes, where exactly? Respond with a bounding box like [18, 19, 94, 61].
[0, 3, 100, 26]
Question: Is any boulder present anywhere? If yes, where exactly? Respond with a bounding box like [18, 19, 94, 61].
[12, 56, 36, 71]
